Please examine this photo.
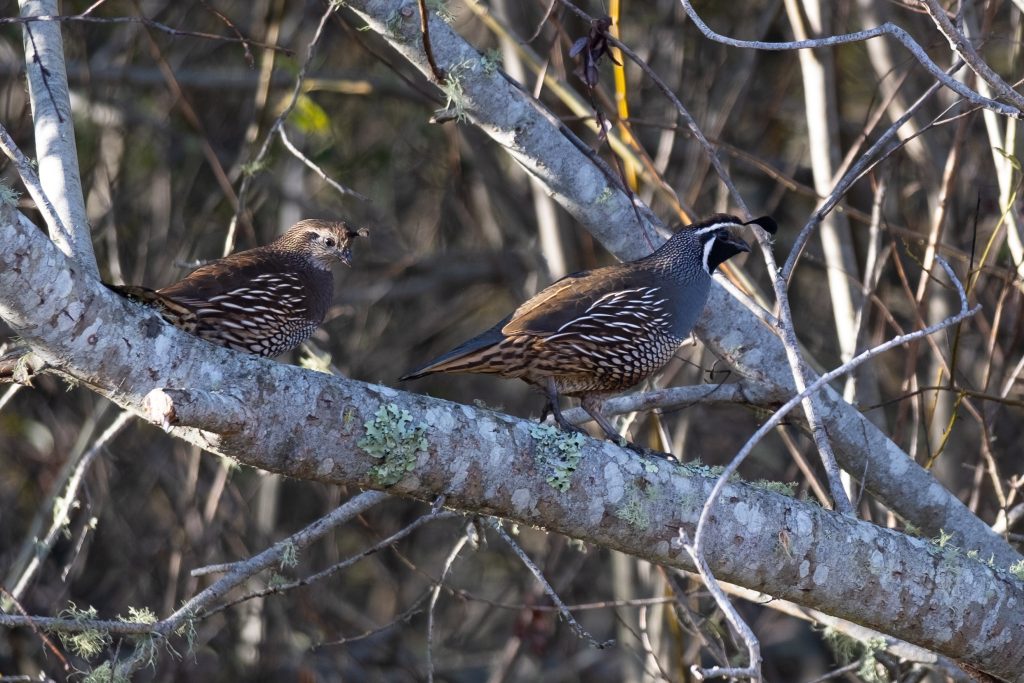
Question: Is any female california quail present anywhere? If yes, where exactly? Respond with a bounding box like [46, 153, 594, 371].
[400, 214, 776, 443]
[110, 219, 368, 357]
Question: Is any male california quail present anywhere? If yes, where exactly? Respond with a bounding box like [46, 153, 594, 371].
[400, 214, 776, 443]
[110, 219, 368, 357]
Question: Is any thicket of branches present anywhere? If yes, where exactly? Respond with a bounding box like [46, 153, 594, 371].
[2, 1, 1024, 681]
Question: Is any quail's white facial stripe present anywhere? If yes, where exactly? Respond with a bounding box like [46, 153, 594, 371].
[702, 234, 717, 275]
[693, 221, 742, 237]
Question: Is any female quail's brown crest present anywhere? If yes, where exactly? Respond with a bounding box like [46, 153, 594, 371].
[110, 219, 368, 357]
[401, 214, 776, 446]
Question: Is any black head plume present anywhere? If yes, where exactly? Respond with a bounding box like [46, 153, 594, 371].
[744, 215, 778, 235]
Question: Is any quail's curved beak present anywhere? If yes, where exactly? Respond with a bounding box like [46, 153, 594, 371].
[339, 246, 353, 267]
[721, 232, 751, 254]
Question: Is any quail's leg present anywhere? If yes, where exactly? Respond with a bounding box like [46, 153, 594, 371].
[581, 394, 657, 455]
[542, 378, 586, 435]
[580, 394, 634, 448]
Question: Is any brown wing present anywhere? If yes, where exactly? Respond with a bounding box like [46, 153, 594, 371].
[158, 250, 279, 301]
[501, 263, 650, 337]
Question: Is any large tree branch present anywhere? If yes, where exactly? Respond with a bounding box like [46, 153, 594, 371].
[2, 207, 1023, 680]
[339, 0, 1018, 566]
[18, 0, 96, 277]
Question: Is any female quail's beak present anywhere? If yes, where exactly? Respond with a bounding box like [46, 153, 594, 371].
[339, 227, 369, 267]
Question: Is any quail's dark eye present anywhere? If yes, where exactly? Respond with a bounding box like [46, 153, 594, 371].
[324, 237, 336, 248]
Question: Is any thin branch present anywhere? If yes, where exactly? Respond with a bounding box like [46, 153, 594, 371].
[781, 73, 953, 281]
[200, 509, 459, 616]
[683, 256, 979, 680]
[678, 0, 1022, 118]
[694, 256, 977, 554]
[560, 380, 785, 427]
[109, 491, 389, 675]
[0, 122, 69, 241]
[425, 533, 468, 683]
[227, 1, 342, 255]
[920, 0, 1024, 110]
[0, 613, 163, 637]
[417, 0, 445, 82]
[317, 591, 430, 647]
[680, 529, 761, 682]
[277, 127, 370, 201]
[489, 519, 613, 649]
[689, 256, 979, 616]
[5, 411, 134, 604]
[0, 12, 290, 54]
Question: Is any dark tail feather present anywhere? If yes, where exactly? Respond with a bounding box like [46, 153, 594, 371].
[399, 318, 510, 381]
[104, 283, 197, 331]
[105, 282, 160, 303]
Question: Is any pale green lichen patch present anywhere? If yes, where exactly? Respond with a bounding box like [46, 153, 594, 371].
[358, 403, 428, 486]
[481, 48, 502, 74]
[83, 662, 130, 683]
[615, 491, 650, 528]
[1009, 558, 1024, 581]
[679, 459, 727, 478]
[529, 424, 586, 492]
[823, 630, 889, 683]
[0, 183, 20, 207]
[927, 528, 962, 562]
[751, 479, 797, 497]
[437, 59, 473, 123]
[119, 605, 156, 625]
[56, 602, 110, 659]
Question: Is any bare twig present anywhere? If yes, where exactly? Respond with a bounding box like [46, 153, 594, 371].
[426, 533, 469, 683]
[782, 73, 953, 281]
[200, 510, 459, 615]
[695, 256, 977, 552]
[682, 256, 979, 680]
[560, 380, 784, 427]
[489, 519, 613, 649]
[109, 491, 389, 675]
[678, 0, 1022, 118]
[417, 0, 446, 82]
[4, 411, 134, 604]
[919, 0, 1024, 110]
[277, 127, 369, 201]
[679, 529, 761, 682]
[227, 1, 343, 255]
[0, 122, 69, 242]
[1, 11, 290, 54]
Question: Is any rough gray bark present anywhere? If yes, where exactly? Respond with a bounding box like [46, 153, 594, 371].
[2, 206, 1023, 680]
[342, 0, 1019, 567]
[18, 0, 96, 276]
